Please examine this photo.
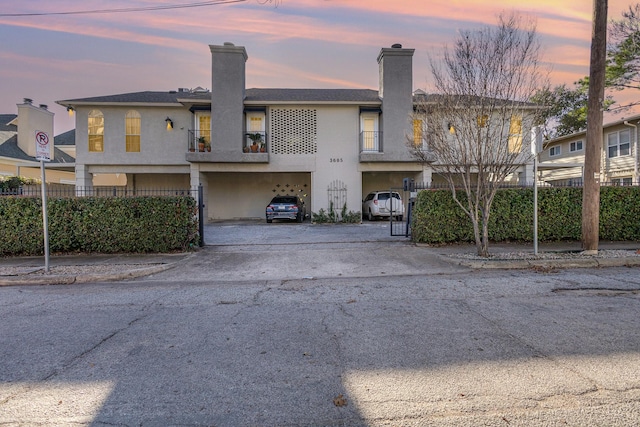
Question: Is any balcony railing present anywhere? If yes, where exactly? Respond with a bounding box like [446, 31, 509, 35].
[188, 130, 210, 152]
[360, 131, 383, 153]
[244, 131, 268, 153]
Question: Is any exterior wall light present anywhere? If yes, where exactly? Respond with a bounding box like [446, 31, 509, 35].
[165, 117, 174, 130]
[67, 106, 75, 117]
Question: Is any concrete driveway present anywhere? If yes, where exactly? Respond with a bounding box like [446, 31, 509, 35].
[203, 219, 403, 246]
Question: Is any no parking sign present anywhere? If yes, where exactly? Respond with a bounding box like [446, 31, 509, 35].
[35, 130, 50, 162]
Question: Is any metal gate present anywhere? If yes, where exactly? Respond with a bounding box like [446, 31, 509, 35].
[389, 186, 412, 237]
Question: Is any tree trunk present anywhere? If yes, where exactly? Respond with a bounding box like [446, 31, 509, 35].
[582, 0, 608, 253]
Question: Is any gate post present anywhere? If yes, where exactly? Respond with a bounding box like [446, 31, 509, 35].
[198, 183, 204, 247]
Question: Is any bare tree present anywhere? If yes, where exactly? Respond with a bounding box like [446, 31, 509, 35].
[410, 13, 549, 257]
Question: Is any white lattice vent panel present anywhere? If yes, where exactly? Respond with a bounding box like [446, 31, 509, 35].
[270, 108, 317, 154]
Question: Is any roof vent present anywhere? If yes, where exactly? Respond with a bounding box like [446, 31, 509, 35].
[23, 98, 33, 104]
[39, 104, 48, 110]
[224, 42, 235, 46]
[391, 43, 402, 48]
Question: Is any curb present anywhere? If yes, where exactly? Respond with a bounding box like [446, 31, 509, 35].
[0, 262, 178, 287]
[449, 256, 640, 270]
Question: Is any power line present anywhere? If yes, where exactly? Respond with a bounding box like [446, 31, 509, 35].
[0, 0, 248, 17]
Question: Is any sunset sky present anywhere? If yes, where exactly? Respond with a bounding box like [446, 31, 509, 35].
[0, 0, 636, 133]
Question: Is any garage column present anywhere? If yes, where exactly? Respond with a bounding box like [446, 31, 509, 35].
[75, 164, 93, 196]
[418, 166, 432, 187]
[190, 165, 209, 223]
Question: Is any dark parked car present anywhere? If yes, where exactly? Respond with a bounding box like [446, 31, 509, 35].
[266, 196, 307, 223]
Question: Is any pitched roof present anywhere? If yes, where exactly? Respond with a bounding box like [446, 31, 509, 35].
[57, 88, 382, 107]
[0, 114, 17, 132]
[0, 135, 75, 164]
[54, 129, 75, 146]
[544, 112, 640, 145]
[57, 90, 209, 106]
[245, 88, 381, 103]
[412, 91, 538, 108]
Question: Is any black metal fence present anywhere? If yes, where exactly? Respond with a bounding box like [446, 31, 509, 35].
[0, 186, 198, 198]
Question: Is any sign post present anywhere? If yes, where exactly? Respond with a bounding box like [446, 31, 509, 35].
[531, 127, 543, 256]
[35, 130, 51, 272]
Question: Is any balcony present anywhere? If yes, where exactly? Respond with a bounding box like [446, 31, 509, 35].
[187, 130, 210, 153]
[185, 130, 269, 163]
[243, 131, 267, 153]
[360, 131, 383, 153]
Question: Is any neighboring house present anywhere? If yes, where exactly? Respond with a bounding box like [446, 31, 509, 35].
[539, 114, 640, 186]
[0, 100, 75, 185]
[57, 42, 539, 221]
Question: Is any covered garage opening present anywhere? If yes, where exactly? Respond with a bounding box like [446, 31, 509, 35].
[205, 172, 311, 221]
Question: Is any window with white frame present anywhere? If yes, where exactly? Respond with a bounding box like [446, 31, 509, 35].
[125, 110, 141, 152]
[195, 112, 211, 143]
[88, 110, 104, 152]
[413, 119, 424, 148]
[607, 129, 630, 158]
[569, 140, 583, 152]
[361, 113, 379, 152]
[508, 115, 523, 153]
[549, 145, 561, 157]
[612, 177, 633, 186]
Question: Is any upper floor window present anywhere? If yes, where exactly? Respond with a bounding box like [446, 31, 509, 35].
[125, 110, 141, 152]
[197, 113, 211, 144]
[508, 115, 523, 153]
[476, 114, 488, 128]
[413, 119, 424, 147]
[570, 140, 583, 152]
[607, 129, 630, 158]
[360, 113, 380, 152]
[549, 146, 561, 157]
[88, 110, 104, 152]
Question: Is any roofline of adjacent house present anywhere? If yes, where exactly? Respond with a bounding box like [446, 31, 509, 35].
[545, 112, 640, 145]
[0, 156, 75, 168]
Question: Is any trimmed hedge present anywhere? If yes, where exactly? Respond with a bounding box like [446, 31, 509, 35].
[0, 196, 199, 256]
[412, 186, 640, 244]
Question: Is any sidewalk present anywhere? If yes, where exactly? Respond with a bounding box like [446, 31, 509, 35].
[0, 241, 639, 287]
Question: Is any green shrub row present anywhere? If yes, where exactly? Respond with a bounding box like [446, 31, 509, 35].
[0, 196, 199, 256]
[412, 186, 640, 244]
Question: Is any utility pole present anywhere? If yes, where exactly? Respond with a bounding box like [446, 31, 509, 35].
[582, 0, 608, 254]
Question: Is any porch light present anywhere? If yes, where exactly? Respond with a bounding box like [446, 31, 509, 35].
[67, 106, 75, 117]
[165, 117, 174, 130]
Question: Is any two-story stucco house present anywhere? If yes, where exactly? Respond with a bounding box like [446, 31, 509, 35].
[539, 114, 640, 186]
[57, 42, 539, 221]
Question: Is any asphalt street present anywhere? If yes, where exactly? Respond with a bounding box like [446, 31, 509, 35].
[1, 221, 639, 426]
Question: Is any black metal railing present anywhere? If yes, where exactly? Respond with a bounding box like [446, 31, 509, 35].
[360, 131, 383, 153]
[243, 131, 267, 153]
[187, 130, 211, 152]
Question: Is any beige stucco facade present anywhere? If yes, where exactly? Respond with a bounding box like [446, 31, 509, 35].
[56, 41, 541, 221]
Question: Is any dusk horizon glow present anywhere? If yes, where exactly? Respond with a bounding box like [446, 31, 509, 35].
[0, 0, 637, 133]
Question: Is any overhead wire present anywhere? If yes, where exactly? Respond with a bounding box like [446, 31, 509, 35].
[0, 0, 248, 17]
